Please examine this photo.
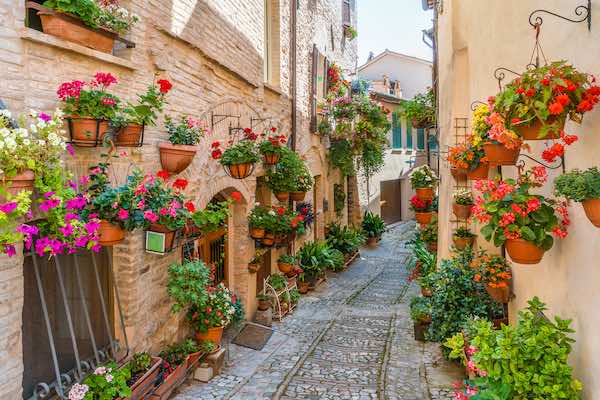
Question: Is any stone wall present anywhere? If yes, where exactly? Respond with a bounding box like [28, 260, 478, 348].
[0, 0, 356, 397]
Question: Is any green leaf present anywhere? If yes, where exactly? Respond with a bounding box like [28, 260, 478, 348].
[481, 224, 495, 241]
[520, 226, 536, 242]
[541, 235, 554, 251]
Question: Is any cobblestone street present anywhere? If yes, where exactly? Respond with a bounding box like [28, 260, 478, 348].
[175, 222, 462, 400]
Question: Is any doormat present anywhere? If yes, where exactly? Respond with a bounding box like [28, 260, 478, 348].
[232, 322, 274, 351]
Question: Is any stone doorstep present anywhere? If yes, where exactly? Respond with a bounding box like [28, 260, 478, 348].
[204, 348, 226, 376]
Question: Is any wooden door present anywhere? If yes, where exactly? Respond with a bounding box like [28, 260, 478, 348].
[380, 179, 402, 224]
[197, 228, 228, 286]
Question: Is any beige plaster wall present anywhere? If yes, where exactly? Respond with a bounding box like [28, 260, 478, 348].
[436, 1, 600, 397]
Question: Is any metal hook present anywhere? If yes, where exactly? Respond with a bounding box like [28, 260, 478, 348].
[529, 1, 591, 31]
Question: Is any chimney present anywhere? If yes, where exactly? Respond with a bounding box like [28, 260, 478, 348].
[367, 51, 374, 61]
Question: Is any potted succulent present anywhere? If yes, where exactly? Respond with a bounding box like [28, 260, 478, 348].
[402, 88, 435, 129]
[409, 195, 433, 225]
[361, 211, 385, 246]
[67, 361, 131, 400]
[554, 167, 600, 227]
[34, 0, 138, 53]
[277, 254, 296, 275]
[57, 72, 120, 146]
[452, 189, 474, 219]
[211, 129, 260, 179]
[126, 352, 163, 400]
[410, 296, 432, 341]
[257, 294, 272, 311]
[409, 165, 437, 201]
[473, 167, 569, 264]
[159, 114, 205, 174]
[472, 252, 512, 303]
[258, 128, 287, 166]
[447, 143, 489, 180]
[495, 61, 600, 140]
[452, 227, 476, 250]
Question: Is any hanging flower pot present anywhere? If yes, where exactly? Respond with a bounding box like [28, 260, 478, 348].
[277, 261, 293, 275]
[275, 192, 289, 202]
[263, 153, 280, 166]
[261, 233, 275, 246]
[483, 142, 520, 166]
[453, 235, 475, 250]
[582, 199, 600, 228]
[505, 239, 545, 264]
[3, 169, 35, 196]
[451, 168, 467, 180]
[486, 284, 510, 303]
[116, 124, 144, 146]
[248, 263, 260, 273]
[452, 203, 472, 219]
[250, 227, 265, 239]
[195, 326, 224, 347]
[415, 187, 434, 201]
[290, 191, 306, 202]
[98, 220, 125, 246]
[68, 118, 109, 147]
[415, 211, 433, 225]
[467, 162, 489, 180]
[516, 117, 564, 141]
[225, 162, 254, 179]
[159, 142, 197, 174]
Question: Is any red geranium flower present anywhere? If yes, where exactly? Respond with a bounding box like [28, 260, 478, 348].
[94, 72, 118, 88]
[277, 207, 285, 215]
[157, 79, 173, 93]
[271, 127, 277, 132]
[173, 178, 188, 190]
[548, 102, 564, 115]
[211, 149, 223, 159]
[157, 170, 171, 180]
[185, 201, 196, 212]
[230, 191, 242, 202]
[211, 141, 221, 148]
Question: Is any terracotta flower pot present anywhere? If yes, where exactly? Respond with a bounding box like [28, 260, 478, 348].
[506, 238, 545, 264]
[453, 235, 475, 250]
[98, 220, 125, 246]
[416, 187, 434, 201]
[261, 233, 275, 246]
[248, 263, 260, 273]
[278, 262, 293, 275]
[159, 142, 197, 174]
[3, 169, 35, 196]
[258, 299, 271, 311]
[195, 326, 224, 347]
[38, 11, 115, 53]
[486, 284, 510, 303]
[582, 199, 600, 228]
[275, 192, 289, 202]
[467, 162, 489, 180]
[129, 356, 162, 400]
[367, 236, 378, 248]
[452, 203, 473, 219]
[250, 227, 266, 239]
[451, 168, 467, 180]
[413, 321, 430, 342]
[415, 211, 433, 225]
[150, 362, 186, 399]
[263, 153, 280, 166]
[421, 287, 432, 297]
[148, 223, 176, 251]
[290, 191, 306, 202]
[516, 117, 563, 141]
[298, 281, 309, 294]
[225, 162, 253, 179]
[116, 124, 143, 146]
[483, 142, 520, 166]
[68, 118, 109, 147]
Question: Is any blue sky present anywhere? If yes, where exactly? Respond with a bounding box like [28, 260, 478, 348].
[357, 0, 433, 65]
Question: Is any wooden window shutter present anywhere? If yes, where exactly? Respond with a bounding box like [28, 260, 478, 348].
[323, 57, 329, 96]
[310, 44, 319, 133]
[342, 0, 351, 26]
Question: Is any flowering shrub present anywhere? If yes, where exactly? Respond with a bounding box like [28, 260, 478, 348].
[158, 339, 198, 377]
[409, 195, 432, 212]
[471, 252, 512, 289]
[167, 259, 210, 314]
[296, 202, 314, 228]
[248, 204, 270, 230]
[67, 362, 131, 400]
[472, 167, 569, 248]
[58, 72, 120, 120]
[211, 129, 259, 165]
[453, 188, 474, 205]
[447, 144, 486, 171]
[554, 167, 600, 202]
[409, 165, 437, 189]
[164, 115, 206, 145]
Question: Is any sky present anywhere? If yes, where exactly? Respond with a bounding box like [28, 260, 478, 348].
[357, 0, 434, 66]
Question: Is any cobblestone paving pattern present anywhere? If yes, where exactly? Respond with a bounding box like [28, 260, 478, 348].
[175, 222, 462, 400]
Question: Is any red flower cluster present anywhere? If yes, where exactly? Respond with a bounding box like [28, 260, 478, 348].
[243, 128, 258, 141]
[157, 170, 171, 180]
[185, 201, 196, 212]
[410, 195, 431, 211]
[173, 178, 188, 190]
[542, 143, 565, 163]
[157, 79, 173, 94]
[230, 191, 242, 202]
[210, 141, 223, 159]
[57, 80, 85, 101]
[94, 72, 118, 88]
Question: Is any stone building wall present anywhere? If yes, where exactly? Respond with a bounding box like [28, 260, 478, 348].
[0, 0, 356, 397]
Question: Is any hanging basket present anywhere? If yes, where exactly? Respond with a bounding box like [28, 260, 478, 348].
[415, 211, 433, 225]
[274, 192, 289, 202]
[582, 199, 600, 228]
[505, 239, 545, 264]
[516, 117, 564, 141]
[290, 191, 306, 202]
[415, 187, 434, 201]
[250, 227, 266, 239]
[261, 233, 275, 246]
[277, 262, 293, 275]
[248, 263, 260, 273]
[453, 235, 475, 250]
[451, 168, 467, 180]
[452, 203, 472, 219]
[224, 162, 254, 179]
[486, 284, 510, 303]
[262, 153, 280, 166]
[159, 142, 197, 174]
[483, 142, 520, 166]
[467, 162, 489, 180]
[67, 117, 109, 147]
[98, 220, 125, 246]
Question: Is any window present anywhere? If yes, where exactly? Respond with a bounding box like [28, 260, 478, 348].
[406, 123, 413, 149]
[263, 0, 281, 85]
[310, 45, 327, 133]
[417, 128, 426, 150]
[342, 0, 352, 27]
[392, 112, 402, 149]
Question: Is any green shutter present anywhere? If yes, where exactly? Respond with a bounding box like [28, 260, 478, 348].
[406, 123, 413, 149]
[392, 113, 402, 149]
[428, 133, 438, 150]
[417, 128, 425, 150]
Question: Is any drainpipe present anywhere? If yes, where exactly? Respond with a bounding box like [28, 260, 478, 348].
[290, 0, 297, 151]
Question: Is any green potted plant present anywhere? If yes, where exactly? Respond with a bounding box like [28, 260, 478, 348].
[343, 25, 357, 40]
[452, 227, 476, 250]
[420, 218, 438, 252]
[291, 169, 314, 202]
[193, 283, 238, 346]
[189, 199, 230, 236]
[159, 115, 205, 174]
[410, 296, 432, 341]
[277, 254, 296, 275]
[248, 250, 264, 273]
[362, 211, 385, 246]
[67, 361, 131, 400]
[401, 88, 435, 129]
[473, 167, 569, 264]
[248, 205, 269, 239]
[126, 352, 163, 400]
[258, 128, 287, 165]
[472, 252, 512, 303]
[452, 189, 474, 219]
[266, 147, 308, 202]
[211, 129, 259, 179]
[325, 223, 365, 259]
[297, 240, 333, 287]
[257, 294, 272, 311]
[409, 165, 437, 201]
[156, 340, 199, 398]
[554, 167, 600, 227]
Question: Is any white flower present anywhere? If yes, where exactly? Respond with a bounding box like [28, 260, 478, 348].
[105, 374, 113, 383]
[94, 366, 107, 375]
[54, 108, 64, 118]
[68, 383, 89, 400]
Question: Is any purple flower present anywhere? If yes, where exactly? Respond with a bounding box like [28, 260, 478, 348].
[43, 191, 56, 198]
[66, 143, 75, 156]
[40, 199, 60, 212]
[74, 236, 88, 247]
[4, 244, 16, 257]
[59, 225, 74, 237]
[67, 180, 78, 190]
[66, 196, 86, 210]
[0, 202, 18, 214]
[17, 224, 39, 235]
[84, 220, 100, 234]
[38, 112, 51, 122]
[91, 244, 101, 252]
[79, 175, 90, 186]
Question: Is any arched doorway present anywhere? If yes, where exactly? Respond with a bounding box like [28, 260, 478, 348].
[196, 194, 228, 286]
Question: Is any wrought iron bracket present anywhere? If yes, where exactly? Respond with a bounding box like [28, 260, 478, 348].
[470, 100, 486, 111]
[517, 153, 566, 173]
[250, 117, 271, 130]
[494, 67, 522, 90]
[529, 1, 591, 31]
[211, 112, 240, 130]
